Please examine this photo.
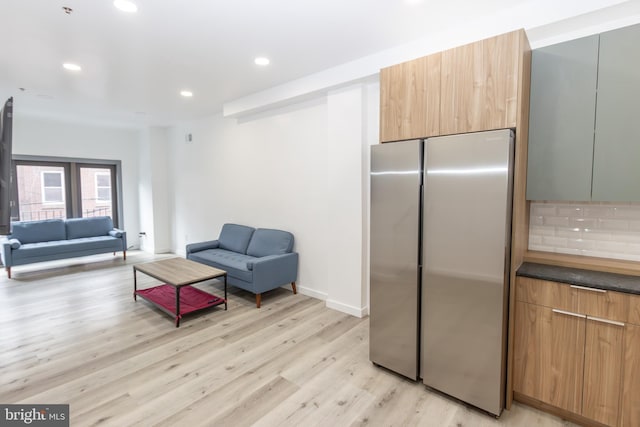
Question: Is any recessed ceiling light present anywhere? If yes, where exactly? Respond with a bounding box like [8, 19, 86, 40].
[254, 57, 270, 66]
[63, 63, 82, 72]
[180, 90, 193, 98]
[114, 0, 138, 13]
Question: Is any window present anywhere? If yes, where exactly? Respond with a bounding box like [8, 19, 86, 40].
[95, 172, 112, 202]
[41, 171, 64, 204]
[12, 157, 122, 227]
[80, 166, 115, 218]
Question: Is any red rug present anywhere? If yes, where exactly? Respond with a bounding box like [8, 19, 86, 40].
[136, 284, 224, 316]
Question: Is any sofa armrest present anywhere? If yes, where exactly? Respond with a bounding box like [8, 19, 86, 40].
[108, 228, 127, 251]
[186, 240, 220, 255]
[247, 252, 299, 292]
[109, 229, 123, 238]
[0, 238, 19, 267]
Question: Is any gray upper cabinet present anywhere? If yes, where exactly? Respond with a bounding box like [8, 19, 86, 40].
[526, 35, 599, 201]
[592, 24, 640, 201]
[527, 23, 640, 202]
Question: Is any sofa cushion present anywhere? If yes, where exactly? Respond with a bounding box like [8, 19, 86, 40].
[11, 236, 122, 262]
[8, 238, 21, 249]
[188, 248, 254, 283]
[66, 217, 114, 239]
[11, 219, 66, 244]
[218, 224, 255, 254]
[246, 228, 294, 257]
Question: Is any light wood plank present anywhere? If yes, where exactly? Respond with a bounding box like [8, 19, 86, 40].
[0, 251, 582, 427]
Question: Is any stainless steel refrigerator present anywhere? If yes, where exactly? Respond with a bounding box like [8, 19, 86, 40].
[369, 129, 514, 416]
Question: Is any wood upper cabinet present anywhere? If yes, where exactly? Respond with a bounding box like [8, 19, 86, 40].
[379, 53, 441, 142]
[379, 29, 527, 142]
[440, 31, 520, 135]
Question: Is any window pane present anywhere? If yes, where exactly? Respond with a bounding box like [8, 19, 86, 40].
[80, 167, 112, 218]
[44, 188, 63, 203]
[97, 187, 111, 201]
[96, 174, 110, 187]
[16, 164, 67, 221]
[43, 172, 62, 187]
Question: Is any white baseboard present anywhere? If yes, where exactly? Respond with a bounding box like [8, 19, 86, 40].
[297, 286, 328, 301]
[326, 299, 368, 318]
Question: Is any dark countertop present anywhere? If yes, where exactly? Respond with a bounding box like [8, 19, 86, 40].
[517, 262, 640, 295]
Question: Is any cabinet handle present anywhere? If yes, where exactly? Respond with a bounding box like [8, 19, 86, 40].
[552, 308, 586, 319]
[587, 316, 625, 327]
[570, 285, 606, 293]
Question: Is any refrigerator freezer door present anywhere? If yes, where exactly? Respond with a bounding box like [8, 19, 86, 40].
[421, 129, 513, 416]
[370, 139, 422, 380]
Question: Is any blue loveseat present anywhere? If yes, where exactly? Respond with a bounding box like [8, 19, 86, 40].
[0, 216, 127, 278]
[186, 223, 298, 308]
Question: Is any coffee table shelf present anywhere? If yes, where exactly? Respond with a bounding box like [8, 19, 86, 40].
[135, 284, 225, 319]
[133, 258, 227, 327]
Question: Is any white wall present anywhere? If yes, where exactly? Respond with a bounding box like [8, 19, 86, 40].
[13, 114, 142, 247]
[167, 83, 379, 314]
[168, 97, 331, 299]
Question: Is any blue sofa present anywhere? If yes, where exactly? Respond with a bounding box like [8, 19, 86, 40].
[186, 223, 298, 308]
[0, 216, 127, 278]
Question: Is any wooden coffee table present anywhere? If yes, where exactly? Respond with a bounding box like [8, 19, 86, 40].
[133, 257, 227, 327]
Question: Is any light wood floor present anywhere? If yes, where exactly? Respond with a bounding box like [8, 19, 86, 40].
[0, 252, 579, 427]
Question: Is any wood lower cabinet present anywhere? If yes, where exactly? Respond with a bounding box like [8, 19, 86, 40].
[621, 324, 640, 427]
[514, 277, 632, 427]
[583, 317, 624, 426]
[514, 301, 585, 413]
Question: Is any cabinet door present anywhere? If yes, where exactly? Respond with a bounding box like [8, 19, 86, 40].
[513, 301, 585, 413]
[592, 24, 640, 201]
[379, 54, 440, 142]
[440, 40, 484, 135]
[483, 31, 520, 130]
[622, 324, 640, 427]
[583, 317, 624, 427]
[526, 35, 599, 201]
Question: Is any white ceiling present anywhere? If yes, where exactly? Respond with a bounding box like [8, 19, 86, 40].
[0, 0, 637, 126]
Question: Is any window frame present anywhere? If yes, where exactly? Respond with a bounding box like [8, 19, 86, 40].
[11, 156, 123, 228]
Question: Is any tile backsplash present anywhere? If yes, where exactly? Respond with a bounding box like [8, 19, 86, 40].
[529, 201, 640, 261]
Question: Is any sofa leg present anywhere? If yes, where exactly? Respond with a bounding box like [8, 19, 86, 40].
[256, 294, 261, 309]
[123, 250, 127, 261]
[291, 282, 297, 294]
[6, 267, 10, 279]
